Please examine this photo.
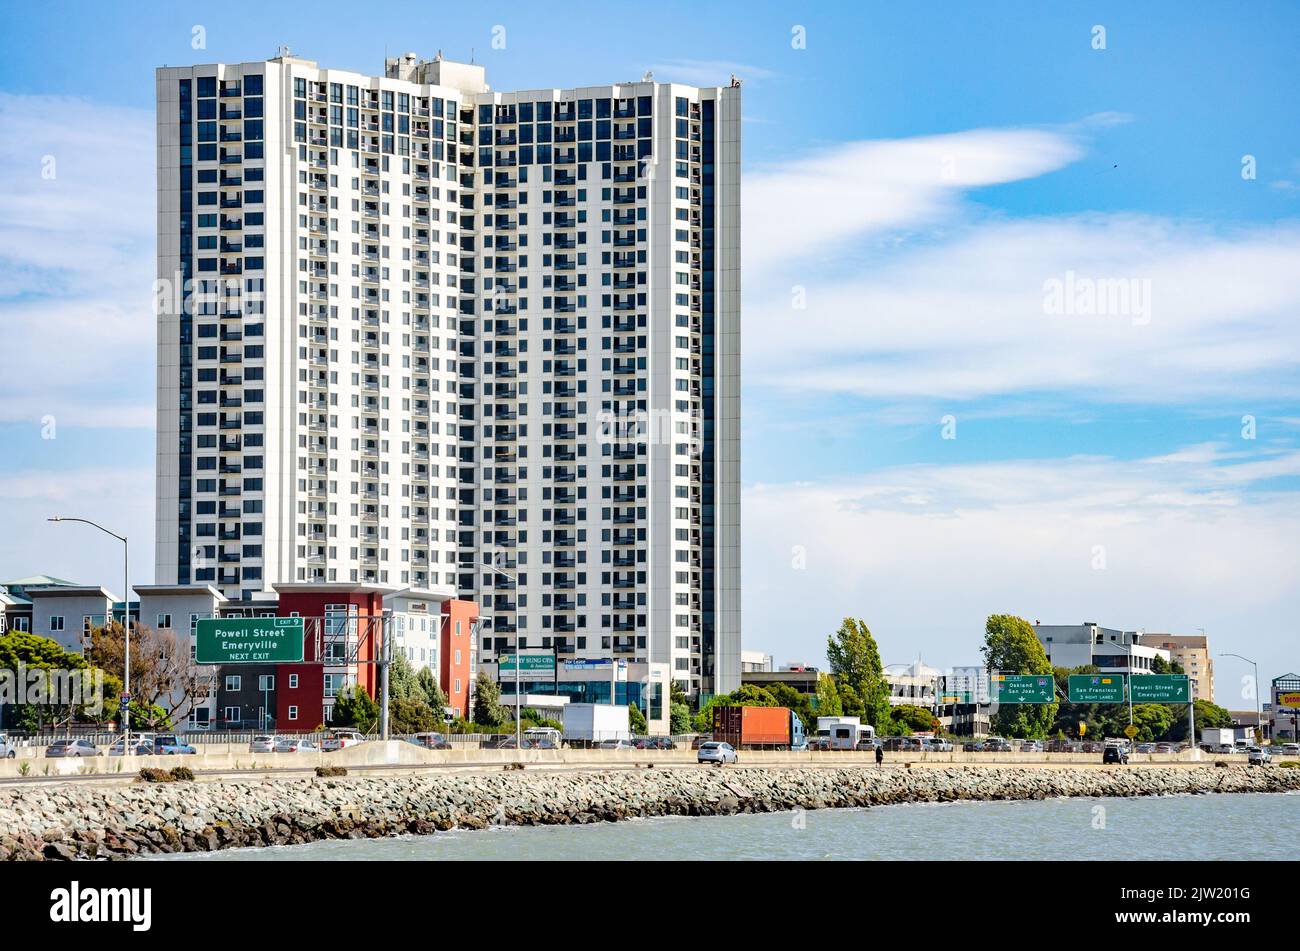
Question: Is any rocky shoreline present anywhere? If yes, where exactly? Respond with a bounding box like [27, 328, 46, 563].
[1, 764, 1296, 860]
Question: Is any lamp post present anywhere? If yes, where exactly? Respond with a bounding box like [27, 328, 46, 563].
[48, 516, 130, 751]
[1220, 651, 1260, 744]
[482, 558, 522, 749]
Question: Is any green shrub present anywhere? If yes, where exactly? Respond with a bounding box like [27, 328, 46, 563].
[169, 766, 195, 781]
[138, 767, 174, 783]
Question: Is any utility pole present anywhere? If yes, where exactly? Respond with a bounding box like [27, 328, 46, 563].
[379, 614, 391, 740]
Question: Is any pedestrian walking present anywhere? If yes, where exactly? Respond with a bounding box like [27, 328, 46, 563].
[875, 744, 884, 767]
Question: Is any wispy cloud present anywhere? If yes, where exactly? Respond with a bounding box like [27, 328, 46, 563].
[0, 93, 155, 428]
[645, 59, 778, 87]
[744, 443, 1300, 678]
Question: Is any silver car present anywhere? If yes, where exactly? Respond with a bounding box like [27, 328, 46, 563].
[249, 735, 277, 753]
[697, 741, 737, 765]
[0, 734, 16, 759]
[45, 739, 101, 757]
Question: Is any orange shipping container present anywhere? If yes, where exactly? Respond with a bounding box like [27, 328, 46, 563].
[712, 706, 792, 747]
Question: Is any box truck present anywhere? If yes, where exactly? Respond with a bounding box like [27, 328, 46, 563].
[562, 703, 631, 745]
[1200, 727, 1236, 748]
[711, 706, 807, 750]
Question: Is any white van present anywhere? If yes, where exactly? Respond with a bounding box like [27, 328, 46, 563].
[0, 733, 16, 758]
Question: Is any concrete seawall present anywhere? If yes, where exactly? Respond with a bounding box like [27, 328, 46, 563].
[2, 763, 1296, 860]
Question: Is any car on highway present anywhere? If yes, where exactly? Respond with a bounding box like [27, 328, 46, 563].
[697, 741, 737, 765]
[963, 741, 985, 752]
[856, 736, 881, 751]
[411, 733, 452, 750]
[689, 734, 712, 750]
[0, 733, 16, 758]
[107, 738, 156, 756]
[927, 738, 954, 752]
[274, 737, 318, 753]
[983, 737, 1014, 753]
[496, 736, 532, 749]
[45, 738, 101, 757]
[1155, 743, 1177, 754]
[249, 735, 277, 753]
[1246, 746, 1271, 766]
[598, 739, 634, 750]
[1019, 740, 1044, 753]
[1136, 743, 1157, 754]
[634, 737, 676, 750]
[1281, 743, 1300, 757]
[153, 735, 197, 755]
[807, 736, 831, 751]
[1103, 743, 1130, 765]
[321, 729, 365, 752]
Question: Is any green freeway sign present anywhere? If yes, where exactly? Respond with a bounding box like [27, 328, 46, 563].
[497, 653, 556, 674]
[1129, 674, 1190, 703]
[195, 617, 305, 664]
[993, 674, 1055, 704]
[1068, 674, 1126, 703]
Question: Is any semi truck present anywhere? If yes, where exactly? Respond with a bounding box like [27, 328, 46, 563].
[711, 706, 807, 750]
[562, 703, 631, 745]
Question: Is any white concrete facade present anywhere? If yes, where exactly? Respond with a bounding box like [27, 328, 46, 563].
[155, 53, 741, 701]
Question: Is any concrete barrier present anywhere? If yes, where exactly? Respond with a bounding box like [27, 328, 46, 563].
[0, 740, 1225, 780]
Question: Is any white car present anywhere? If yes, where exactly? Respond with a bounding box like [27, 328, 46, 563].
[1246, 746, 1271, 766]
[0, 734, 17, 759]
[274, 737, 318, 753]
[697, 741, 738, 765]
[249, 735, 277, 753]
[1282, 743, 1300, 757]
[320, 729, 365, 752]
[927, 738, 954, 752]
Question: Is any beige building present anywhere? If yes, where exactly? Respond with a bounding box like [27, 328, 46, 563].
[1145, 633, 1213, 702]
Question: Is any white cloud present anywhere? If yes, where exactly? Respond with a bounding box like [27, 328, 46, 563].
[744, 445, 1300, 688]
[0, 93, 155, 428]
[744, 125, 1085, 273]
[746, 212, 1300, 405]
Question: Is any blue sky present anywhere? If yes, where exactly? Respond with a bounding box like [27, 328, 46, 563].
[1, 1, 1297, 703]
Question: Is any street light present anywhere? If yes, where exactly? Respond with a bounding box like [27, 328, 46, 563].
[1220, 651, 1261, 743]
[48, 516, 130, 750]
[481, 558, 522, 749]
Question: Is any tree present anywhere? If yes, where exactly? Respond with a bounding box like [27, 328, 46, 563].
[0, 630, 104, 731]
[331, 685, 381, 732]
[628, 702, 647, 735]
[472, 671, 508, 727]
[87, 621, 208, 729]
[388, 651, 418, 701]
[891, 703, 939, 734]
[826, 618, 891, 729]
[669, 700, 692, 735]
[814, 674, 843, 718]
[982, 614, 1058, 738]
[1151, 655, 1184, 675]
[415, 666, 448, 714]
[388, 695, 438, 734]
